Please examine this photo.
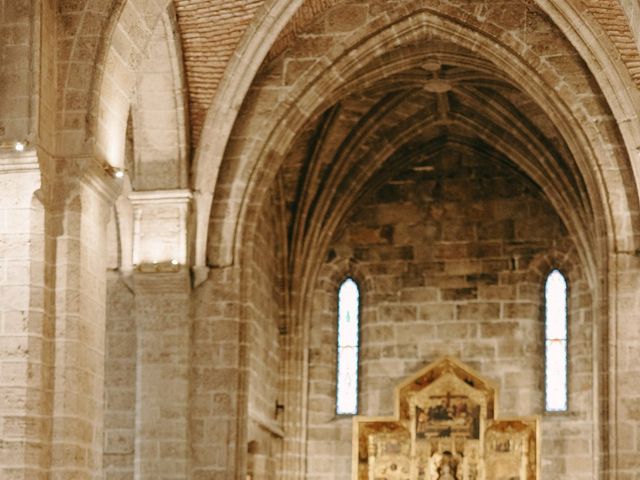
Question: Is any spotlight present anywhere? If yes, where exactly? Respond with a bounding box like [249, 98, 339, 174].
[0, 140, 28, 152]
[114, 169, 124, 179]
[171, 259, 179, 265]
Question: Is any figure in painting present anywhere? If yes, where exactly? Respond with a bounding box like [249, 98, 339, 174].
[495, 439, 511, 452]
[429, 451, 460, 480]
[429, 400, 453, 421]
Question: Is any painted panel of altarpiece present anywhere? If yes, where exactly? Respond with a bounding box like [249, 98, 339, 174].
[352, 358, 538, 480]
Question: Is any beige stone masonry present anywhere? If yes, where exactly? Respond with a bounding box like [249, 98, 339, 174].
[132, 270, 191, 480]
[3, 0, 640, 478]
[611, 251, 640, 475]
[43, 156, 120, 480]
[190, 265, 245, 479]
[132, 8, 189, 192]
[103, 273, 136, 480]
[0, 0, 37, 143]
[129, 190, 192, 267]
[0, 149, 120, 479]
[0, 150, 45, 479]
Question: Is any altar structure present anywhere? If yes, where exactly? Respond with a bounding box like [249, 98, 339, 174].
[353, 358, 539, 480]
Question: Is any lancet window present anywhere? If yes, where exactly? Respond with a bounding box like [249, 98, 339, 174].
[544, 269, 568, 412]
[336, 277, 360, 415]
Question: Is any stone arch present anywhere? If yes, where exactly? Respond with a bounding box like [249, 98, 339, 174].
[129, 9, 189, 190]
[92, 0, 188, 187]
[325, 257, 370, 291]
[191, 0, 640, 276]
[92, 1, 190, 275]
[211, 4, 634, 274]
[275, 108, 600, 305]
[205, 3, 639, 476]
[528, 242, 581, 285]
[189, 0, 306, 271]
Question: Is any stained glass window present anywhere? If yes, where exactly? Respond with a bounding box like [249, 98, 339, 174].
[336, 278, 360, 415]
[545, 269, 568, 412]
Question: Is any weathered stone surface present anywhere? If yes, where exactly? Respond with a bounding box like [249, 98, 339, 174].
[2, 0, 640, 479]
[307, 149, 593, 479]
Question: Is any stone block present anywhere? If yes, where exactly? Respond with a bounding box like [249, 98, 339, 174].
[456, 302, 500, 320]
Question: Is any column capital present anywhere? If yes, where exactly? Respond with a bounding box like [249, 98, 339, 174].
[38, 150, 123, 213]
[128, 189, 193, 267]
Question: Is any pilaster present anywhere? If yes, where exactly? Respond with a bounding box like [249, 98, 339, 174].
[610, 250, 640, 476]
[114, 188, 193, 478]
[132, 269, 191, 479]
[41, 152, 120, 479]
[190, 264, 244, 479]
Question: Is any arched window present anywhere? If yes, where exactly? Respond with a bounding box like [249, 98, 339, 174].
[336, 278, 360, 415]
[544, 269, 568, 412]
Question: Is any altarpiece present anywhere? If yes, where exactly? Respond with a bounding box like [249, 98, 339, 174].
[352, 358, 539, 480]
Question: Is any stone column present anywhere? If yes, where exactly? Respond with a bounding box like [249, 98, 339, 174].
[43, 157, 120, 479]
[132, 270, 190, 479]
[190, 264, 244, 479]
[126, 189, 192, 479]
[0, 151, 47, 479]
[611, 251, 640, 477]
[280, 311, 308, 480]
[0, 151, 120, 479]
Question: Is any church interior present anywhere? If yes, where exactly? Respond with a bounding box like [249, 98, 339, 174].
[1, 0, 640, 478]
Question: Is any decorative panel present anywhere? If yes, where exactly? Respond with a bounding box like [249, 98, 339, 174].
[353, 358, 538, 480]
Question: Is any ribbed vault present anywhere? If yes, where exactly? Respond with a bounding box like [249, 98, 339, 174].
[207, 2, 640, 283]
[273, 45, 600, 310]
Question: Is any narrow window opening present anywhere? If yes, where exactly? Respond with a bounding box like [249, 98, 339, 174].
[545, 269, 568, 412]
[336, 278, 360, 415]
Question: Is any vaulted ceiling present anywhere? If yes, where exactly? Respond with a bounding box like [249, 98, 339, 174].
[170, 0, 640, 150]
[272, 47, 596, 283]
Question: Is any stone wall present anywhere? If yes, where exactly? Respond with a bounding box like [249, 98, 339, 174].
[307, 148, 595, 479]
[103, 273, 136, 480]
[188, 192, 289, 478]
[190, 266, 243, 478]
[0, 155, 45, 479]
[245, 189, 286, 479]
[0, 0, 35, 142]
[2, 0, 640, 478]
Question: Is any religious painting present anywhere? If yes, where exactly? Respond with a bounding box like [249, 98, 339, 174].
[352, 357, 539, 480]
[415, 394, 480, 439]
